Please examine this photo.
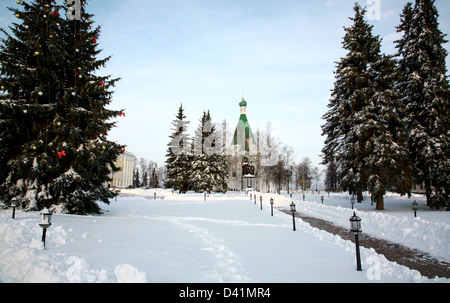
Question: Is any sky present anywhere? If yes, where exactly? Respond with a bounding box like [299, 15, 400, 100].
[1, 0, 450, 172]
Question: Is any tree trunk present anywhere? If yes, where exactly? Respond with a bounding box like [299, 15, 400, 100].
[424, 177, 432, 207]
[375, 195, 384, 210]
[357, 190, 364, 203]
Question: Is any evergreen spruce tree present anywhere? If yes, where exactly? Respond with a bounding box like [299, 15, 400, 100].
[205, 111, 228, 193]
[363, 54, 411, 209]
[322, 5, 379, 202]
[133, 168, 140, 188]
[150, 167, 159, 188]
[396, 0, 450, 209]
[190, 111, 211, 193]
[190, 111, 228, 193]
[324, 159, 339, 191]
[0, 0, 124, 214]
[142, 171, 148, 187]
[165, 104, 191, 193]
[322, 4, 411, 209]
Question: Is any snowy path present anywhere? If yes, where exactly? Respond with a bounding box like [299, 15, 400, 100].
[1, 190, 449, 283]
[152, 215, 255, 282]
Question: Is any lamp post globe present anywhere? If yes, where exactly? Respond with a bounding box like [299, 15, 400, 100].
[349, 212, 362, 234]
[39, 208, 53, 229]
[11, 198, 19, 219]
[290, 202, 296, 213]
[39, 208, 53, 250]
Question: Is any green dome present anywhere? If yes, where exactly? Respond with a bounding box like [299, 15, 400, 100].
[239, 99, 247, 107]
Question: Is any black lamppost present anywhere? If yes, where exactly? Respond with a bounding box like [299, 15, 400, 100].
[302, 194, 305, 201]
[412, 201, 419, 218]
[11, 198, 18, 219]
[260, 196, 263, 210]
[270, 198, 274, 216]
[285, 170, 292, 195]
[39, 208, 53, 250]
[290, 202, 296, 231]
[254, 194, 256, 205]
[351, 195, 355, 209]
[250, 193, 252, 201]
[204, 191, 206, 201]
[349, 212, 362, 271]
[321, 195, 324, 204]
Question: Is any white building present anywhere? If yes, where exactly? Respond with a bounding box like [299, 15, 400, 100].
[108, 151, 137, 188]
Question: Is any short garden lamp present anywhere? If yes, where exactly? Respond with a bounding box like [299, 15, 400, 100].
[321, 195, 324, 204]
[270, 198, 274, 216]
[412, 200, 419, 218]
[260, 196, 262, 210]
[39, 208, 53, 250]
[302, 194, 305, 201]
[290, 202, 296, 231]
[349, 211, 362, 271]
[11, 198, 19, 219]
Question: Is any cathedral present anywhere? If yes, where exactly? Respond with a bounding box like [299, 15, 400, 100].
[227, 98, 274, 192]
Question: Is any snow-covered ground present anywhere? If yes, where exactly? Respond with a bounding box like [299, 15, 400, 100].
[0, 189, 449, 283]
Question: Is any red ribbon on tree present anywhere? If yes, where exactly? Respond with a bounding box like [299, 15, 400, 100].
[120, 113, 126, 117]
[58, 150, 67, 159]
[51, 11, 59, 16]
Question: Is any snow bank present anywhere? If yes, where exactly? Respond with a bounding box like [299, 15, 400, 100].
[114, 264, 147, 283]
[0, 216, 64, 282]
[0, 211, 148, 283]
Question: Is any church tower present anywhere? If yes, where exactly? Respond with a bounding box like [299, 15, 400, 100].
[232, 98, 256, 152]
[228, 98, 258, 191]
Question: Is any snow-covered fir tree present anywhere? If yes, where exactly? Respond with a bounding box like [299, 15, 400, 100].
[324, 159, 339, 191]
[363, 54, 412, 209]
[165, 104, 191, 193]
[322, 4, 411, 210]
[133, 168, 140, 188]
[150, 167, 159, 188]
[322, 4, 378, 203]
[190, 111, 228, 194]
[0, 0, 124, 214]
[395, 0, 450, 209]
